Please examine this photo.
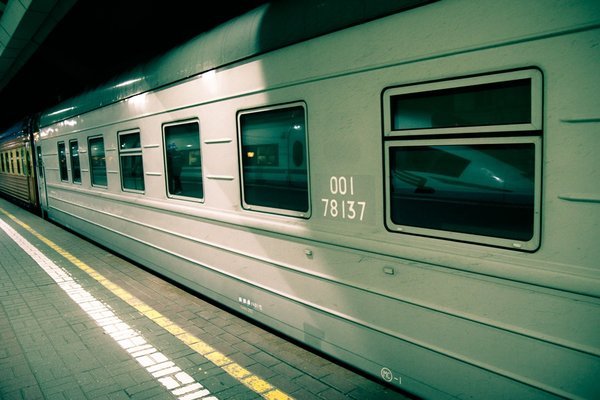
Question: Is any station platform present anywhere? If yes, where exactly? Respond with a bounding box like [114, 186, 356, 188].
[0, 198, 411, 400]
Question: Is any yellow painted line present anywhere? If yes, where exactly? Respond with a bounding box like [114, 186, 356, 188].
[244, 375, 275, 393]
[0, 216, 214, 399]
[0, 207, 295, 400]
[190, 341, 215, 355]
[223, 363, 252, 379]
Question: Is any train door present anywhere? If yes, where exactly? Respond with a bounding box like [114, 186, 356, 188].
[35, 145, 48, 217]
[24, 142, 39, 209]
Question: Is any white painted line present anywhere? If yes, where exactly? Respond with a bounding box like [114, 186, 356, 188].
[0, 218, 218, 400]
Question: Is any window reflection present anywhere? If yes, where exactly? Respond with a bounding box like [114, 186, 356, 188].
[240, 105, 309, 214]
[119, 132, 144, 191]
[164, 122, 203, 199]
[391, 79, 531, 130]
[389, 143, 535, 240]
[89, 136, 107, 187]
[70, 140, 81, 183]
[58, 142, 68, 181]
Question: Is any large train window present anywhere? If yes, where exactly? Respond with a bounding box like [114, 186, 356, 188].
[163, 121, 203, 200]
[119, 130, 144, 192]
[69, 140, 81, 184]
[58, 141, 68, 181]
[88, 136, 108, 187]
[383, 69, 542, 251]
[238, 103, 310, 218]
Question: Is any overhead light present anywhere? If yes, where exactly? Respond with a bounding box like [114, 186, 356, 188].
[115, 78, 143, 88]
[47, 107, 75, 117]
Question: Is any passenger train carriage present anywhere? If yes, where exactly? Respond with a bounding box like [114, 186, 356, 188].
[0, 117, 38, 210]
[5, 0, 600, 398]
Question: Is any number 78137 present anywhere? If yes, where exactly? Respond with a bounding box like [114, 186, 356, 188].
[321, 198, 366, 221]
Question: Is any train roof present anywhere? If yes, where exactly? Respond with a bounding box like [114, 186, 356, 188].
[39, 0, 432, 127]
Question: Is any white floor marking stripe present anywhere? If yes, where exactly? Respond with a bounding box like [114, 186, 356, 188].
[0, 218, 218, 400]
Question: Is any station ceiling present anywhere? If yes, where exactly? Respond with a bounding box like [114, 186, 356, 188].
[0, 0, 267, 130]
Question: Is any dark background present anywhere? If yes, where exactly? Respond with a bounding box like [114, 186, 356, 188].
[0, 0, 267, 130]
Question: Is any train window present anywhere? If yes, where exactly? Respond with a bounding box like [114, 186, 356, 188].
[383, 69, 542, 251]
[163, 121, 203, 200]
[386, 138, 541, 248]
[118, 130, 144, 192]
[20, 149, 26, 176]
[69, 140, 81, 183]
[58, 142, 68, 181]
[15, 149, 21, 175]
[383, 69, 542, 137]
[88, 136, 108, 187]
[23, 148, 30, 176]
[238, 103, 310, 218]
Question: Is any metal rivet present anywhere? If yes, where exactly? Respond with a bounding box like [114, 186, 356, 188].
[383, 266, 395, 275]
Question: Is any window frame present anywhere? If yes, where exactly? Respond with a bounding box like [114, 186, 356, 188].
[57, 141, 69, 182]
[237, 102, 311, 219]
[118, 129, 145, 193]
[24, 147, 31, 177]
[88, 135, 108, 188]
[20, 150, 25, 175]
[162, 119, 204, 202]
[385, 136, 541, 250]
[69, 139, 81, 184]
[383, 69, 542, 137]
[382, 69, 542, 251]
[15, 148, 22, 175]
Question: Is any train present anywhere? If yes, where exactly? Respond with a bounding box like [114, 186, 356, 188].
[1, 0, 599, 398]
[0, 117, 38, 211]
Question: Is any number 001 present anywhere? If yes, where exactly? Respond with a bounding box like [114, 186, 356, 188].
[329, 176, 354, 196]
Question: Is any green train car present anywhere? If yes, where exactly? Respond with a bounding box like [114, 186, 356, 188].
[0, 118, 38, 210]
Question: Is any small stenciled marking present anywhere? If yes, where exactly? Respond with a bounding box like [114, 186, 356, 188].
[238, 296, 263, 312]
[381, 367, 394, 382]
[380, 367, 402, 385]
[321, 176, 367, 221]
